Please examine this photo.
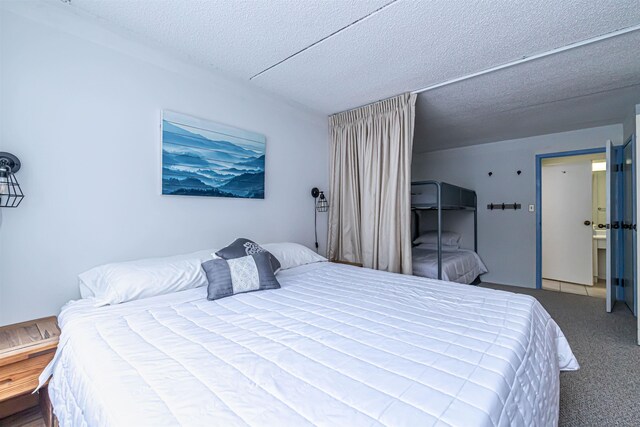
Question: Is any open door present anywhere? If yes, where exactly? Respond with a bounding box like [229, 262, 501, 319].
[622, 137, 636, 316]
[606, 140, 617, 312]
[542, 159, 593, 285]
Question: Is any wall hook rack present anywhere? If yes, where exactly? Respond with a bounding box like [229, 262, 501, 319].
[487, 202, 521, 210]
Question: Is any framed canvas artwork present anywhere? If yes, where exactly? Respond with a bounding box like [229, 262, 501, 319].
[161, 110, 265, 199]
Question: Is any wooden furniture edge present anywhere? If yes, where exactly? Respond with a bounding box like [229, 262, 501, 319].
[0, 316, 60, 422]
[0, 316, 60, 368]
[0, 392, 39, 419]
[0, 341, 58, 368]
[40, 386, 59, 427]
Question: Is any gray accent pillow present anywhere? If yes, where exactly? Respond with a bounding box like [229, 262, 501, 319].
[215, 238, 281, 273]
[202, 252, 281, 301]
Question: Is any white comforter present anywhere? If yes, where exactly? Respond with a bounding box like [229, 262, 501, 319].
[45, 262, 578, 427]
[412, 248, 488, 284]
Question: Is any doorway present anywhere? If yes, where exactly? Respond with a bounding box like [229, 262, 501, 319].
[539, 151, 607, 297]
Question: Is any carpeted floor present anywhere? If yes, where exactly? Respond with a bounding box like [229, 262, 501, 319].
[481, 283, 639, 427]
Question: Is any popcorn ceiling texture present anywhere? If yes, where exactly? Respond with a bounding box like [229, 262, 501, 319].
[62, 0, 390, 83]
[62, 1, 640, 111]
[414, 31, 640, 151]
[63, 0, 640, 150]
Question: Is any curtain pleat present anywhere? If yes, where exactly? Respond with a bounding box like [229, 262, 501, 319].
[327, 93, 416, 274]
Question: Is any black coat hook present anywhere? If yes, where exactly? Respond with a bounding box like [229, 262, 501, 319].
[488, 172, 493, 177]
[516, 170, 522, 175]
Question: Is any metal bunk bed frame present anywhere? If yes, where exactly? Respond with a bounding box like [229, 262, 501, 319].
[411, 181, 478, 280]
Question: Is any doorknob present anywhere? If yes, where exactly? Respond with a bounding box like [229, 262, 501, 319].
[584, 220, 592, 226]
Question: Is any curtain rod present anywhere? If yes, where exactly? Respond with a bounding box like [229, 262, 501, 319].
[411, 23, 640, 95]
[330, 92, 411, 117]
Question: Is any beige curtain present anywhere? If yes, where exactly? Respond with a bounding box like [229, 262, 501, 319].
[327, 93, 417, 274]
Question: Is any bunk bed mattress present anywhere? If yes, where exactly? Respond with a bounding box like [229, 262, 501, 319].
[412, 248, 488, 284]
[47, 262, 578, 427]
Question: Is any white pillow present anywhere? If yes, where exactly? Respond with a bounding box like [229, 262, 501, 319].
[413, 231, 461, 246]
[260, 242, 327, 271]
[78, 249, 213, 305]
[414, 243, 460, 252]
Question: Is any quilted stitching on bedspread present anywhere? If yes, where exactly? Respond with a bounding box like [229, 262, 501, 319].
[49, 263, 575, 427]
[412, 249, 487, 284]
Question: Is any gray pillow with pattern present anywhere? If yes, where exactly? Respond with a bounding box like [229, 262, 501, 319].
[202, 252, 281, 301]
[215, 238, 281, 273]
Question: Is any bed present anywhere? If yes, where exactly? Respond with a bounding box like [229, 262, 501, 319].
[412, 247, 488, 284]
[411, 181, 484, 283]
[42, 260, 577, 427]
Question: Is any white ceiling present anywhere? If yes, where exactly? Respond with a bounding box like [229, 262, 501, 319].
[414, 30, 640, 152]
[60, 0, 640, 151]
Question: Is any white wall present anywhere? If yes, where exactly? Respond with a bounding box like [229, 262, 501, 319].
[412, 124, 623, 287]
[0, 4, 329, 325]
[623, 108, 636, 142]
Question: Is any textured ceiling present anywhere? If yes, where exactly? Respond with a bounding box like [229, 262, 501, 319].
[60, 0, 389, 79]
[60, 0, 640, 150]
[414, 31, 640, 152]
[250, 1, 640, 113]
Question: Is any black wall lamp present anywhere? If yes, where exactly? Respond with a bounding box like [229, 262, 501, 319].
[311, 187, 329, 212]
[311, 187, 329, 251]
[0, 152, 24, 208]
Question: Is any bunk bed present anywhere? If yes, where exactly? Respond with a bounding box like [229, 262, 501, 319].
[411, 181, 487, 284]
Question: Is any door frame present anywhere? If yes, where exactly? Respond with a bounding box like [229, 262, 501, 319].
[622, 135, 637, 315]
[535, 147, 606, 289]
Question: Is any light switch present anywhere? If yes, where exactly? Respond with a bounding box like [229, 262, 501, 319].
[528, 204, 535, 212]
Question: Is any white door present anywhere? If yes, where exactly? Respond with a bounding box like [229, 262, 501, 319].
[542, 158, 593, 285]
[606, 140, 617, 312]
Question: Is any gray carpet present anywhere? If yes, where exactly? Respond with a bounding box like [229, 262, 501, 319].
[481, 283, 640, 427]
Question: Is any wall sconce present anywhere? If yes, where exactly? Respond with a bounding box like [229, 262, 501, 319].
[311, 187, 329, 212]
[0, 152, 24, 208]
[311, 187, 329, 251]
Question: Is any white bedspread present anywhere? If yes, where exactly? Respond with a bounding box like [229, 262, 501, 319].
[412, 248, 488, 284]
[45, 262, 578, 427]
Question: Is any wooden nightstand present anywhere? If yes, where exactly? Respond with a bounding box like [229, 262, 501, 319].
[0, 317, 60, 419]
[331, 259, 364, 267]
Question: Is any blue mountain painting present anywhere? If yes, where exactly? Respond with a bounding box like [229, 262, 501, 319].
[162, 111, 265, 199]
